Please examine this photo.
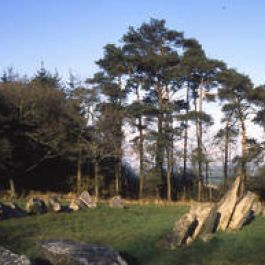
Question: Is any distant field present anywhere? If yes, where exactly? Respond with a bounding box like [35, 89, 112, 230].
[0, 204, 265, 265]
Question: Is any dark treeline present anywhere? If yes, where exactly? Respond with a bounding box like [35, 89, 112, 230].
[1, 19, 265, 201]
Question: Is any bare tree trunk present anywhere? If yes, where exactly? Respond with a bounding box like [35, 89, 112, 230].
[156, 86, 164, 185]
[240, 119, 247, 195]
[76, 148, 82, 193]
[166, 147, 172, 201]
[139, 115, 144, 199]
[115, 153, 121, 195]
[136, 87, 145, 200]
[194, 94, 202, 201]
[224, 120, 230, 189]
[94, 161, 99, 201]
[183, 85, 189, 200]
[197, 78, 204, 201]
[9, 178, 16, 198]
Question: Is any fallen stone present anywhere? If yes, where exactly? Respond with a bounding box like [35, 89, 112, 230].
[38, 240, 128, 265]
[217, 176, 241, 231]
[0, 246, 31, 265]
[228, 191, 258, 230]
[109, 196, 126, 209]
[79, 191, 96, 208]
[167, 212, 198, 248]
[26, 198, 47, 214]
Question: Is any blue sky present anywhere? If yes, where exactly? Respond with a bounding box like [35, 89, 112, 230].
[1, 0, 265, 85]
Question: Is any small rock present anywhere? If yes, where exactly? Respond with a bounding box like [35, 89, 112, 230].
[38, 240, 128, 265]
[69, 199, 81, 211]
[26, 198, 47, 214]
[0, 246, 31, 265]
[109, 196, 126, 209]
[46, 197, 62, 212]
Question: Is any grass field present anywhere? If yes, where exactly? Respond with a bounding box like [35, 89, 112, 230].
[0, 204, 265, 265]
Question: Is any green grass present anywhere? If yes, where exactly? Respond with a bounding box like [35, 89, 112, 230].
[0, 204, 265, 265]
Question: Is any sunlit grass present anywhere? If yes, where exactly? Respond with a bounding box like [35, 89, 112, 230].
[0, 204, 264, 265]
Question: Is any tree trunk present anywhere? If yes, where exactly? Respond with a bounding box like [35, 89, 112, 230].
[156, 86, 164, 185]
[183, 85, 189, 199]
[76, 148, 82, 193]
[194, 93, 202, 201]
[94, 161, 99, 201]
[115, 154, 121, 195]
[224, 120, 230, 189]
[240, 119, 247, 195]
[198, 78, 204, 201]
[139, 115, 144, 199]
[9, 178, 16, 198]
[166, 146, 172, 201]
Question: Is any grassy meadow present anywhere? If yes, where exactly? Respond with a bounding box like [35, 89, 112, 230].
[0, 204, 265, 265]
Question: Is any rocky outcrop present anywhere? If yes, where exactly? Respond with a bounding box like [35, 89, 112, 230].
[25, 198, 47, 214]
[167, 176, 263, 248]
[38, 240, 127, 265]
[0, 246, 31, 265]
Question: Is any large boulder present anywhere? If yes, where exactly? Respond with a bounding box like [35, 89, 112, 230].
[217, 176, 241, 231]
[38, 240, 127, 265]
[109, 196, 126, 209]
[79, 191, 96, 208]
[0, 246, 31, 265]
[167, 212, 198, 248]
[0, 202, 27, 220]
[25, 198, 47, 214]
[228, 191, 258, 230]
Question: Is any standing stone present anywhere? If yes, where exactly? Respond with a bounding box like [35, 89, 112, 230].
[25, 198, 47, 214]
[167, 212, 197, 248]
[79, 191, 96, 208]
[109, 196, 125, 208]
[217, 176, 241, 231]
[38, 240, 127, 265]
[228, 191, 258, 230]
[0, 246, 31, 265]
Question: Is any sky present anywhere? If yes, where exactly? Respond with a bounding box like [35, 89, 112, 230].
[1, 0, 265, 86]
